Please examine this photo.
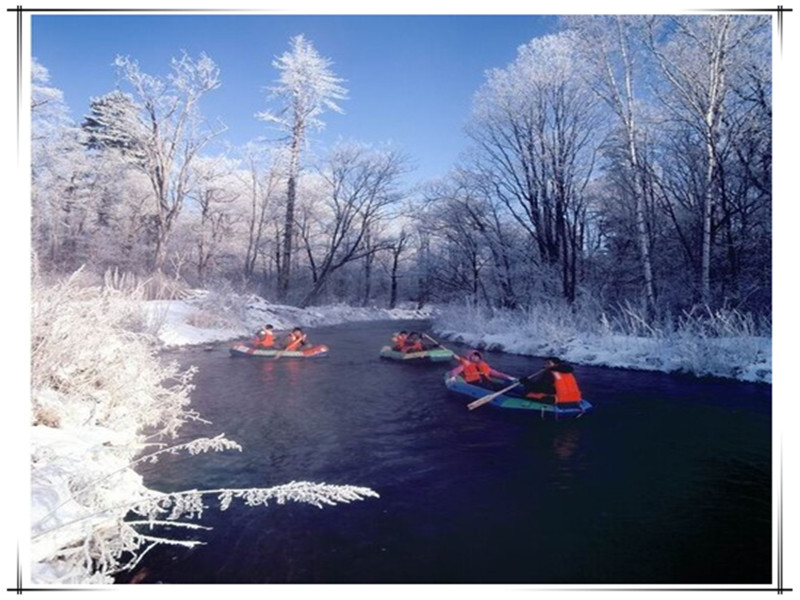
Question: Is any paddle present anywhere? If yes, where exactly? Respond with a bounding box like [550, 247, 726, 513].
[276, 332, 307, 359]
[272, 333, 290, 360]
[466, 368, 546, 411]
[422, 333, 459, 357]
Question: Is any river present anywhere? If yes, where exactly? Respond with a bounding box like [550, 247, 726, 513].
[124, 319, 772, 584]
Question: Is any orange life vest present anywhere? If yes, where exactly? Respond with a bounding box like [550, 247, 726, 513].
[258, 331, 275, 348]
[552, 372, 582, 403]
[403, 340, 424, 353]
[462, 360, 491, 383]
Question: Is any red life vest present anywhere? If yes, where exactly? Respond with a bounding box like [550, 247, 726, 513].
[552, 372, 582, 403]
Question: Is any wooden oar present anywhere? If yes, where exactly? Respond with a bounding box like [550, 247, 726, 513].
[422, 333, 459, 358]
[466, 368, 546, 411]
[276, 334, 306, 359]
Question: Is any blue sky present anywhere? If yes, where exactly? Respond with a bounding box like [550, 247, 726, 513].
[32, 14, 558, 185]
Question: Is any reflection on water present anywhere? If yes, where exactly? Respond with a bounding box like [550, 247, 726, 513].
[551, 427, 581, 490]
[130, 320, 772, 585]
[553, 427, 580, 461]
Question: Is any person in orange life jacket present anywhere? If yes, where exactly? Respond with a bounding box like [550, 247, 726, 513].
[402, 331, 424, 353]
[252, 324, 275, 348]
[453, 350, 513, 389]
[392, 330, 409, 351]
[283, 327, 308, 351]
[519, 357, 582, 405]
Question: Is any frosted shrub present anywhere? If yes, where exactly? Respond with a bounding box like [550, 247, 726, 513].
[675, 305, 762, 338]
[433, 299, 770, 382]
[31, 269, 379, 584]
[102, 268, 145, 295]
[664, 306, 771, 379]
[192, 289, 251, 329]
[437, 299, 585, 353]
[601, 301, 665, 338]
[32, 269, 198, 437]
[516, 301, 589, 346]
[32, 430, 378, 584]
[435, 299, 489, 334]
[144, 271, 193, 301]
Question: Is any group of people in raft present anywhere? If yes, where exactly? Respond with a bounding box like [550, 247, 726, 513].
[251, 325, 582, 407]
[392, 329, 582, 407]
[454, 350, 583, 407]
[251, 324, 309, 352]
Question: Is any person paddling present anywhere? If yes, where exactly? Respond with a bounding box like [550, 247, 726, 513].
[516, 357, 583, 407]
[283, 327, 308, 351]
[453, 350, 513, 389]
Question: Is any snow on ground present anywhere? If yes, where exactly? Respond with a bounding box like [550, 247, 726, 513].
[434, 327, 772, 384]
[30, 420, 147, 584]
[143, 294, 771, 383]
[146, 294, 436, 347]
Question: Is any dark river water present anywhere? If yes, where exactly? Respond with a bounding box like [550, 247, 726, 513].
[126, 319, 772, 585]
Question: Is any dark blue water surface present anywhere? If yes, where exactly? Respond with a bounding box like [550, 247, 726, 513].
[127, 320, 772, 584]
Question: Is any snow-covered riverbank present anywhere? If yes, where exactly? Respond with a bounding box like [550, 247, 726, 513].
[146, 293, 771, 384]
[434, 304, 771, 385]
[434, 327, 771, 384]
[147, 293, 436, 347]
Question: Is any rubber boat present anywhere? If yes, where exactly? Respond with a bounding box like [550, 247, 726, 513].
[444, 370, 593, 418]
[379, 345, 454, 362]
[229, 343, 329, 358]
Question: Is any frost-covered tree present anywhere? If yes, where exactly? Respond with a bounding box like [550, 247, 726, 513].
[386, 226, 413, 309]
[418, 178, 493, 304]
[713, 34, 771, 311]
[114, 51, 224, 272]
[645, 15, 770, 306]
[467, 31, 602, 303]
[82, 90, 146, 160]
[429, 170, 530, 308]
[31, 58, 70, 128]
[78, 91, 158, 272]
[257, 34, 348, 300]
[298, 143, 406, 307]
[236, 143, 286, 289]
[567, 15, 659, 316]
[187, 156, 242, 285]
[31, 59, 95, 270]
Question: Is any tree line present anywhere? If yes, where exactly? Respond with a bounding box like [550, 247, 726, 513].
[31, 15, 772, 322]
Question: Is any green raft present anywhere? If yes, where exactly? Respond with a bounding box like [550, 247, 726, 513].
[379, 345, 454, 362]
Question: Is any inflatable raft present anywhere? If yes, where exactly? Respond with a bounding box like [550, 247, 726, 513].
[229, 343, 329, 358]
[379, 345, 454, 362]
[444, 371, 592, 418]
